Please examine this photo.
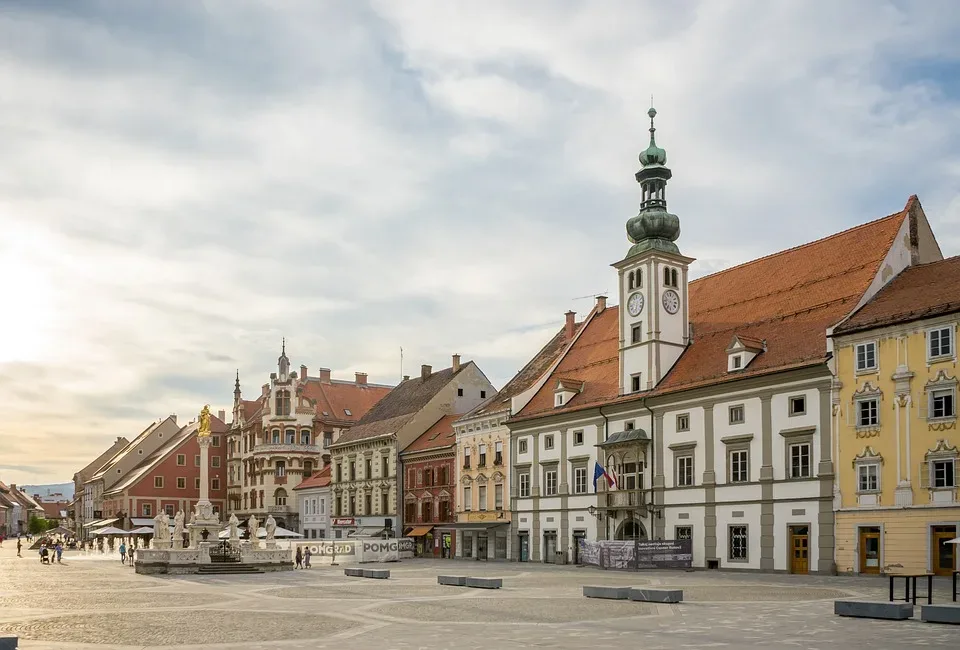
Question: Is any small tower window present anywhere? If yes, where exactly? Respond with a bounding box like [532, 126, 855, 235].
[664, 266, 670, 286]
[637, 268, 642, 288]
[671, 269, 678, 287]
[628, 271, 635, 290]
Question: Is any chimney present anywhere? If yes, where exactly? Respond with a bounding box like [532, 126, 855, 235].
[565, 311, 576, 340]
[170, 414, 177, 425]
[300, 365, 308, 379]
[319, 368, 331, 383]
[403, 375, 410, 381]
[355, 372, 368, 385]
[452, 354, 461, 372]
[421, 364, 432, 381]
[595, 295, 607, 313]
[218, 409, 226, 422]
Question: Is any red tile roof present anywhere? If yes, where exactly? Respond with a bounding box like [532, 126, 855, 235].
[515, 197, 917, 419]
[834, 255, 960, 334]
[294, 465, 332, 490]
[301, 378, 392, 423]
[402, 414, 458, 454]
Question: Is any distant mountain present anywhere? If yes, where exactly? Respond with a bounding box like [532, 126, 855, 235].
[20, 483, 74, 501]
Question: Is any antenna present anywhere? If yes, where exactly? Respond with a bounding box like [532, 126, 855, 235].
[571, 292, 609, 301]
[400, 346, 404, 381]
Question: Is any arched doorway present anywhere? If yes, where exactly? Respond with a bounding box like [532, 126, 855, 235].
[615, 518, 648, 541]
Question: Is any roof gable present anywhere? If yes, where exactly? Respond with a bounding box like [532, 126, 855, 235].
[402, 414, 458, 454]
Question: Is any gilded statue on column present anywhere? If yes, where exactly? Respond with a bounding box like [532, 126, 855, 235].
[198, 404, 212, 436]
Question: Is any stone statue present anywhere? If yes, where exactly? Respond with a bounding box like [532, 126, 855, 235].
[189, 506, 196, 525]
[173, 509, 185, 545]
[265, 515, 277, 541]
[198, 404, 212, 436]
[247, 514, 258, 540]
[153, 512, 166, 539]
[228, 513, 240, 541]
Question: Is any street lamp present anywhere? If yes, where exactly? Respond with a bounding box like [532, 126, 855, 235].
[586, 505, 602, 521]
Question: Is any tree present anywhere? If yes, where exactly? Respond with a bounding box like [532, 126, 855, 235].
[28, 515, 48, 535]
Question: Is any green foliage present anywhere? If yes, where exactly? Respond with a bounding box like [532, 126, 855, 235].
[28, 515, 48, 535]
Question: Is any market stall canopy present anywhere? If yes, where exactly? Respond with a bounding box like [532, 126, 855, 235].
[128, 526, 154, 535]
[218, 526, 303, 539]
[91, 526, 129, 536]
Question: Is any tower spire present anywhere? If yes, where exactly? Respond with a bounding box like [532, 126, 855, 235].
[625, 102, 680, 257]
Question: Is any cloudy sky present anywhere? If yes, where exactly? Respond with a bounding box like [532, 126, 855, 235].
[2, 1, 959, 486]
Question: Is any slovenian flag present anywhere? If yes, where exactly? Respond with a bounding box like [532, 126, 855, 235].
[593, 461, 617, 491]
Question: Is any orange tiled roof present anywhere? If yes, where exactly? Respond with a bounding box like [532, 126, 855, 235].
[515, 198, 915, 419]
[402, 414, 458, 454]
[301, 378, 392, 423]
[834, 255, 960, 334]
[294, 465, 332, 490]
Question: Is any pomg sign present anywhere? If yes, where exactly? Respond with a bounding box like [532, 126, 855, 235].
[361, 539, 399, 562]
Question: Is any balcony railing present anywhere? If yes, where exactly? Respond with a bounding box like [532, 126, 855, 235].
[268, 505, 291, 514]
[254, 443, 321, 455]
[602, 489, 647, 509]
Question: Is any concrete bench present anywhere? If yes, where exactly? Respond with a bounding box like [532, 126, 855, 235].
[465, 577, 502, 589]
[0, 636, 18, 650]
[629, 588, 683, 603]
[921, 604, 960, 625]
[438, 575, 467, 586]
[834, 600, 913, 620]
[583, 585, 631, 600]
[343, 567, 364, 577]
[363, 568, 390, 579]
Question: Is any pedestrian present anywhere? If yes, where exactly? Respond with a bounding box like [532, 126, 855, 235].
[304, 547, 312, 569]
[295, 546, 303, 569]
[16, 537, 22, 558]
[55, 541, 63, 563]
[119, 541, 127, 564]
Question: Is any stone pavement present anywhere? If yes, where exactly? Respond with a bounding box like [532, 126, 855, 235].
[1, 544, 958, 648]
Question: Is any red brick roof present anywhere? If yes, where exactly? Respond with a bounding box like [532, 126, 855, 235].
[301, 378, 392, 423]
[515, 198, 915, 419]
[402, 414, 458, 454]
[834, 255, 960, 334]
[293, 465, 331, 490]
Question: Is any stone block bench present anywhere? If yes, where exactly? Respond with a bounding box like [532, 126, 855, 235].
[583, 586, 631, 600]
[344, 567, 364, 577]
[834, 600, 913, 620]
[438, 575, 467, 586]
[362, 568, 390, 579]
[0, 636, 18, 650]
[921, 604, 960, 624]
[628, 588, 683, 603]
[465, 577, 502, 589]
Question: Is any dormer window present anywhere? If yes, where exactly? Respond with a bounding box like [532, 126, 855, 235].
[554, 378, 583, 408]
[726, 335, 765, 372]
[732, 355, 742, 369]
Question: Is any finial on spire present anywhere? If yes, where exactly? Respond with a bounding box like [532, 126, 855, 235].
[281, 337, 285, 356]
[235, 369, 240, 389]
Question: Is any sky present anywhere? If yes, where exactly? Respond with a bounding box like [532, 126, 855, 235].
[1, 0, 959, 486]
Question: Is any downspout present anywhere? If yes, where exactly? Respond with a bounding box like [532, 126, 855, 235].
[598, 405, 610, 541]
[644, 398, 659, 539]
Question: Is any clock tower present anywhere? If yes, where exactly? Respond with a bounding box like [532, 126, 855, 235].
[613, 105, 694, 395]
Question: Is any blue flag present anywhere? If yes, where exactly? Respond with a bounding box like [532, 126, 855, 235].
[593, 462, 604, 492]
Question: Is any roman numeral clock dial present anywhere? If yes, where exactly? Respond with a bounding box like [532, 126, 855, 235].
[662, 289, 680, 314]
[627, 291, 644, 317]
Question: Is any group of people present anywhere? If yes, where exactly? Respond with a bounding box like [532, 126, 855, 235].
[38, 540, 63, 564]
[294, 546, 312, 569]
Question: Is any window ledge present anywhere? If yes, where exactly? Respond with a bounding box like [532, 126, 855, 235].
[927, 355, 955, 364]
[925, 416, 957, 424]
[726, 558, 750, 564]
[854, 425, 881, 434]
[855, 367, 879, 376]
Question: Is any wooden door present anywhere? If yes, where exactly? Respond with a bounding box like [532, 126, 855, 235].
[790, 526, 809, 574]
[932, 526, 957, 577]
[544, 533, 557, 563]
[859, 528, 881, 574]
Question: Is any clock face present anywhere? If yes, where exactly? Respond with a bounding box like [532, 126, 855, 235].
[627, 291, 644, 317]
[662, 289, 680, 315]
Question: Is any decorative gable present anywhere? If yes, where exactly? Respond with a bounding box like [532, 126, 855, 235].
[726, 335, 765, 372]
[554, 378, 584, 408]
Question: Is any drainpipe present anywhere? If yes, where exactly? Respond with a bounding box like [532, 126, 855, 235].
[597, 406, 610, 541]
[643, 399, 659, 539]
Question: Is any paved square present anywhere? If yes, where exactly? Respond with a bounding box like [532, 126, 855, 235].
[1, 544, 958, 648]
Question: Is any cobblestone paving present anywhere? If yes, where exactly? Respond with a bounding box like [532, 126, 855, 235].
[1, 545, 959, 649]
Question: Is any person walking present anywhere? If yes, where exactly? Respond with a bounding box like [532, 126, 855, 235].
[295, 546, 303, 569]
[119, 541, 127, 564]
[55, 541, 63, 563]
[16, 537, 22, 557]
[304, 547, 312, 569]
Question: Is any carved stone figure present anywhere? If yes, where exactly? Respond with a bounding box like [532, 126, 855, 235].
[153, 512, 166, 539]
[173, 510, 185, 545]
[265, 515, 277, 540]
[228, 513, 240, 541]
[198, 404, 212, 436]
[247, 514, 258, 540]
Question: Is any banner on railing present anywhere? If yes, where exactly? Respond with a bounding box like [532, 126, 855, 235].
[579, 539, 692, 570]
[292, 537, 415, 564]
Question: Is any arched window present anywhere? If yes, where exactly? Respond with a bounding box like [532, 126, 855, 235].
[663, 266, 670, 286]
[636, 268, 642, 288]
[628, 271, 635, 290]
[671, 268, 678, 288]
[275, 488, 288, 507]
[304, 461, 313, 477]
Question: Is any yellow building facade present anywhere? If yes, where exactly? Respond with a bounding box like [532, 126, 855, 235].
[833, 259, 960, 575]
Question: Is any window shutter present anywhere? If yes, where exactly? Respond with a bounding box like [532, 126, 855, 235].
[919, 461, 930, 489]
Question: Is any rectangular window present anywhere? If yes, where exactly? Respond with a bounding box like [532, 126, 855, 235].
[573, 430, 584, 446]
[212, 435, 220, 447]
[463, 486, 472, 511]
[631, 374, 641, 392]
[416, 469, 422, 487]
[933, 459, 956, 488]
[142, 504, 152, 516]
[494, 483, 503, 510]
[729, 449, 748, 483]
[573, 466, 587, 494]
[930, 326, 953, 359]
[518, 439, 528, 454]
[519, 472, 531, 498]
[479, 444, 487, 467]
[624, 421, 635, 430]
[382, 456, 389, 477]
[176, 454, 186, 466]
[857, 463, 879, 492]
[481, 390, 486, 398]
[631, 324, 642, 344]
[212, 478, 220, 490]
[676, 414, 690, 432]
[176, 477, 186, 489]
[349, 461, 355, 480]
[857, 398, 879, 427]
[464, 447, 471, 469]
[675, 526, 692, 540]
[457, 388, 464, 397]
[154, 477, 163, 489]
[276, 461, 286, 477]
[494, 440, 503, 465]
[729, 405, 745, 424]
[728, 525, 748, 561]
[195, 455, 201, 467]
[478, 485, 487, 511]
[789, 443, 811, 479]
[195, 477, 201, 489]
[365, 458, 372, 479]
[165, 504, 174, 516]
[544, 469, 558, 496]
[544, 434, 555, 450]
[301, 431, 311, 445]
[856, 342, 877, 371]
[676, 455, 694, 487]
[789, 396, 806, 416]
[931, 388, 956, 419]
[732, 354, 742, 369]
[212, 456, 221, 468]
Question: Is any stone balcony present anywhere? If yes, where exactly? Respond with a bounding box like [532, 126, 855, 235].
[600, 489, 648, 510]
[268, 505, 291, 514]
[253, 443, 321, 455]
